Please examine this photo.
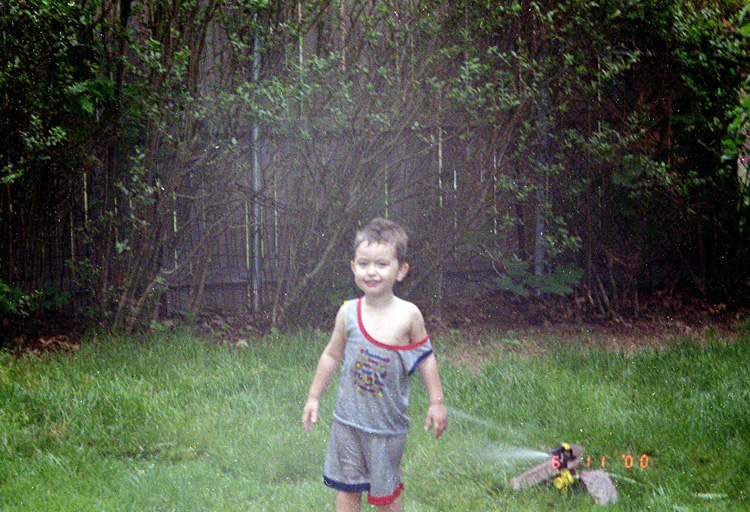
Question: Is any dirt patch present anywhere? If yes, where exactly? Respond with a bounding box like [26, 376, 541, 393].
[427, 295, 746, 375]
[3, 290, 748, 360]
[439, 320, 740, 376]
[2, 309, 86, 355]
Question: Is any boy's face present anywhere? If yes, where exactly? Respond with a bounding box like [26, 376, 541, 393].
[351, 241, 409, 297]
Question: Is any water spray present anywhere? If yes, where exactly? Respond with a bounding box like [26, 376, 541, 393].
[447, 408, 618, 505]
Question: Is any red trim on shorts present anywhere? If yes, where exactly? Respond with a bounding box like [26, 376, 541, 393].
[356, 298, 429, 350]
[367, 482, 404, 506]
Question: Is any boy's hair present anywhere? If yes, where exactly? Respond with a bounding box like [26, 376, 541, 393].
[353, 218, 409, 265]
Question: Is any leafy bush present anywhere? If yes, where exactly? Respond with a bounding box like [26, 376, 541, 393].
[0, 280, 32, 318]
[491, 254, 584, 297]
[0, 280, 70, 345]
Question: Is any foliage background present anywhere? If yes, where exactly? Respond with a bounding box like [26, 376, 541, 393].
[1, 0, 749, 332]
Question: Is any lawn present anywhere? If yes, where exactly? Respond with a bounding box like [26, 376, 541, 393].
[0, 327, 748, 511]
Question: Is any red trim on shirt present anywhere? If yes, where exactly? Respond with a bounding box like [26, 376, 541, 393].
[356, 298, 429, 350]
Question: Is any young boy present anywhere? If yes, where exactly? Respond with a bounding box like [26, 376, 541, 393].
[302, 217, 448, 512]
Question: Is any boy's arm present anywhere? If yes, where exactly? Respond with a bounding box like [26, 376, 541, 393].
[409, 305, 448, 439]
[302, 304, 347, 432]
[418, 353, 448, 439]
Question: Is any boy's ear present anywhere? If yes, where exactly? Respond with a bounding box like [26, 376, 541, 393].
[397, 262, 409, 281]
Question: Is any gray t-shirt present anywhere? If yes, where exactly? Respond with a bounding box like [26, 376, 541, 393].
[332, 298, 434, 435]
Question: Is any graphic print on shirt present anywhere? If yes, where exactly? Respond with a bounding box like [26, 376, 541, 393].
[353, 348, 390, 396]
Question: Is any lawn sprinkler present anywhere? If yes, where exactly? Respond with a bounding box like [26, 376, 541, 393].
[510, 443, 618, 506]
[510, 443, 583, 492]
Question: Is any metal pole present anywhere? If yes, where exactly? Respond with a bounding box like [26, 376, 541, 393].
[251, 18, 263, 312]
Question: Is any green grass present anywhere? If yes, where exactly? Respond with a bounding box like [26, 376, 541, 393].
[0, 328, 748, 511]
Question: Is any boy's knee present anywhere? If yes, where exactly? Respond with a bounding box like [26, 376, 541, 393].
[376, 494, 401, 512]
[336, 490, 362, 512]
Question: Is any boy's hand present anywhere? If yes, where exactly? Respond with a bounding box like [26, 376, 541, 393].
[424, 402, 448, 439]
[302, 398, 320, 432]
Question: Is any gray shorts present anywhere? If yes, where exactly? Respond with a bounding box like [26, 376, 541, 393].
[323, 420, 407, 506]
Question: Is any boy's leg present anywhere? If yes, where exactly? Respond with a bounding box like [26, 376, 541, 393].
[366, 433, 406, 509]
[376, 494, 401, 512]
[336, 491, 362, 512]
